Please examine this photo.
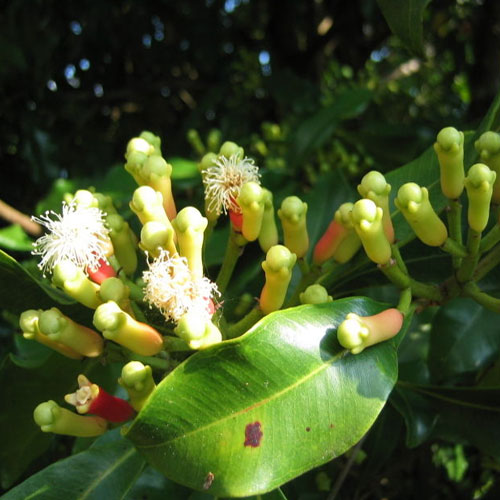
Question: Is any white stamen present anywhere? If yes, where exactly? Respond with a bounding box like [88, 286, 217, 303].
[202, 154, 260, 215]
[32, 202, 110, 276]
[142, 250, 219, 323]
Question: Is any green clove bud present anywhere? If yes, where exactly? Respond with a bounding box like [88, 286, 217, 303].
[351, 199, 391, 265]
[357, 171, 394, 243]
[38, 307, 103, 357]
[299, 284, 333, 305]
[141, 155, 176, 220]
[118, 361, 156, 412]
[474, 131, 500, 203]
[337, 308, 404, 354]
[394, 183, 448, 247]
[34, 400, 107, 437]
[106, 214, 138, 275]
[464, 163, 496, 232]
[93, 301, 163, 356]
[130, 186, 170, 227]
[174, 312, 222, 350]
[260, 245, 297, 314]
[278, 196, 309, 259]
[258, 188, 279, 253]
[433, 127, 465, 199]
[172, 207, 208, 279]
[139, 220, 177, 257]
[237, 182, 265, 242]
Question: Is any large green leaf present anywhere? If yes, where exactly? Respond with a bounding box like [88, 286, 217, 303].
[2, 431, 144, 500]
[376, 0, 431, 56]
[125, 298, 403, 497]
[427, 298, 500, 381]
[0, 225, 33, 252]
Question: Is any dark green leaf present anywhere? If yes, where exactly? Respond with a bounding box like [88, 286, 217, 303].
[126, 297, 402, 497]
[0, 225, 33, 252]
[391, 386, 437, 448]
[287, 89, 372, 168]
[376, 0, 431, 56]
[428, 298, 500, 381]
[2, 432, 144, 500]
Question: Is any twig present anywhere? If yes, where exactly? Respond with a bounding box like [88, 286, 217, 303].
[0, 199, 42, 236]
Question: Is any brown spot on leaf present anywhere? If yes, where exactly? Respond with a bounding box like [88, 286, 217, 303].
[330, 424, 335, 429]
[244, 421, 263, 447]
[306, 427, 311, 432]
[203, 472, 214, 490]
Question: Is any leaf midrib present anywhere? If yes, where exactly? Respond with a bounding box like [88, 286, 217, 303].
[134, 348, 349, 450]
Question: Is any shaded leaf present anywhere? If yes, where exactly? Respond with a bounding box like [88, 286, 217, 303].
[126, 298, 402, 497]
[287, 88, 372, 168]
[2, 432, 144, 500]
[376, 0, 431, 56]
[0, 225, 33, 252]
[170, 156, 200, 180]
[428, 298, 500, 381]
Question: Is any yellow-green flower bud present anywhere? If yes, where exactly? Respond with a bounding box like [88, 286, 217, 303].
[351, 199, 391, 265]
[20, 309, 83, 359]
[34, 400, 107, 437]
[433, 127, 465, 199]
[93, 193, 118, 215]
[207, 128, 222, 153]
[125, 137, 153, 185]
[464, 163, 496, 232]
[278, 196, 309, 258]
[141, 156, 176, 220]
[139, 221, 177, 258]
[118, 361, 156, 412]
[139, 130, 162, 154]
[237, 182, 265, 242]
[38, 307, 103, 357]
[127, 137, 154, 157]
[93, 301, 163, 356]
[331, 204, 362, 264]
[187, 129, 205, 156]
[260, 245, 297, 314]
[357, 171, 394, 243]
[99, 277, 134, 317]
[106, 214, 138, 275]
[474, 131, 500, 203]
[337, 308, 404, 354]
[172, 207, 208, 279]
[130, 186, 170, 226]
[394, 183, 448, 247]
[219, 141, 244, 160]
[258, 188, 279, 253]
[198, 152, 217, 174]
[299, 284, 333, 305]
[52, 260, 103, 309]
[72, 189, 99, 209]
[174, 312, 222, 350]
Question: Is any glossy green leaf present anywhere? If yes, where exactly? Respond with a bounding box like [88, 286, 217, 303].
[428, 298, 500, 381]
[0, 250, 87, 315]
[376, 0, 431, 56]
[0, 225, 33, 252]
[287, 88, 372, 168]
[126, 297, 402, 497]
[170, 156, 200, 180]
[2, 432, 144, 500]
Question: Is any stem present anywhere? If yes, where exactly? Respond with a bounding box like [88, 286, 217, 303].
[447, 199, 463, 269]
[391, 243, 408, 274]
[457, 229, 482, 283]
[119, 274, 144, 302]
[0, 198, 43, 236]
[397, 288, 412, 315]
[379, 260, 410, 289]
[227, 307, 264, 339]
[216, 229, 246, 294]
[440, 237, 468, 258]
[326, 433, 367, 500]
[463, 282, 500, 312]
[409, 278, 443, 301]
[473, 243, 500, 281]
[479, 224, 500, 253]
[162, 335, 192, 352]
